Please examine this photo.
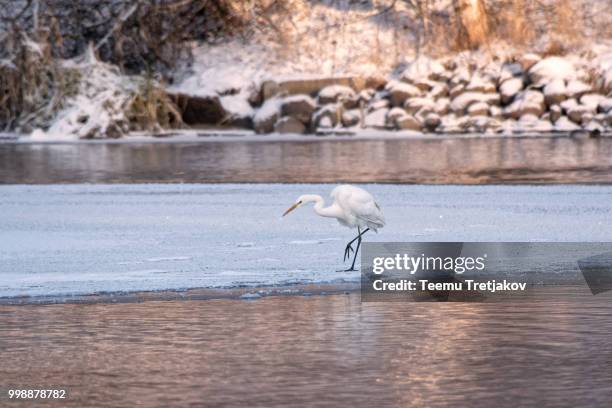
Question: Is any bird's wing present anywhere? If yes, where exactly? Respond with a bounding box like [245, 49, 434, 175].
[333, 185, 386, 229]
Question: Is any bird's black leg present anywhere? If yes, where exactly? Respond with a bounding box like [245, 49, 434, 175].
[343, 227, 370, 262]
[341, 229, 368, 272]
[345, 231, 364, 271]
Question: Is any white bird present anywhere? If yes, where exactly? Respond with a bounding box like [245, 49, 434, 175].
[282, 184, 385, 271]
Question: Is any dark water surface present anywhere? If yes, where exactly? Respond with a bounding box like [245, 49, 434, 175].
[3, 136, 612, 183]
[1, 291, 611, 407]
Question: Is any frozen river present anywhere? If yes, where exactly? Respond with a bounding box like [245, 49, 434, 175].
[1, 184, 612, 299]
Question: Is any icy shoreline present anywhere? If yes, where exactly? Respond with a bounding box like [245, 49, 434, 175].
[6, 128, 612, 145]
[2, 184, 612, 301]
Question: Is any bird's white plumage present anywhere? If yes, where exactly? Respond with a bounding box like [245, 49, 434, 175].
[329, 185, 385, 231]
[283, 184, 385, 270]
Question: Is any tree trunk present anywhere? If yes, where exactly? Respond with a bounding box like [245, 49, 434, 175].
[454, 0, 489, 49]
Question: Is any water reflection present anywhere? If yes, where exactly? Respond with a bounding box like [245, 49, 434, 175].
[1, 291, 612, 407]
[2, 136, 612, 183]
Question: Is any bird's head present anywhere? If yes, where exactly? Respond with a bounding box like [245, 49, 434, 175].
[282, 195, 314, 217]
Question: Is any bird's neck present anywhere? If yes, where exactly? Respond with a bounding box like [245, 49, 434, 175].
[305, 195, 342, 219]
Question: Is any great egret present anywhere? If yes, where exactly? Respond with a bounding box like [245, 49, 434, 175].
[282, 184, 385, 271]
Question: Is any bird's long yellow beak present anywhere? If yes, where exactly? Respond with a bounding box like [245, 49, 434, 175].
[282, 203, 300, 217]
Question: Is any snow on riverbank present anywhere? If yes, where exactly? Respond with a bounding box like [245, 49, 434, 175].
[1, 184, 612, 299]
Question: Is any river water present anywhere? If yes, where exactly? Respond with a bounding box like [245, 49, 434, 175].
[2, 136, 612, 407]
[1, 291, 611, 407]
[2, 135, 612, 183]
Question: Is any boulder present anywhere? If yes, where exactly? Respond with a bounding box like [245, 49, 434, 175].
[580, 94, 606, 110]
[274, 117, 306, 134]
[424, 113, 441, 131]
[365, 75, 387, 90]
[312, 104, 340, 128]
[401, 56, 448, 82]
[449, 67, 471, 87]
[341, 110, 361, 127]
[488, 105, 503, 118]
[404, 97, 435, 115]
[386, 107, 407, 126]
[434, 98, 450, 115]
[428, 83, 449, 99]
[253, 98, 281, 134]
[465, 75, 496, 93]
[567, 105, 593, 124]
[503, 90, 545, 119]
[395, 115, 421, 131]
[549, 105, 562, 122]
[560, 98, 578, 113]
[450, 92, 500, 114]
[358, 89, 375, 102]
[280, 95, 317, 124]
[499, 78, 523, 105]
[519, 53, 541, 71]
[555, 116, 581, 132]
[597, 98, 612, 114]
[499, 62, 524, 83]
[449, 84, 466, 99]
[318, 85, 356, 105]
[528, 56, 575, 87]
[468, 102, 489, 116]
[543, 79, 567, 106]
[566, 80, 592, 99]
[385, 81, 421, 106]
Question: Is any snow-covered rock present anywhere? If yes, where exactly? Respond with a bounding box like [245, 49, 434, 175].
[274, 116, 306, 134]
[499, 62, 524, 83]
[543, 79, 567, 106]
[598, 98, 612, 114]
[385, 81, 421, 106]
[489, 105, 502, 118]
[434, 98, 450, 115]
[427, 83, 449, 99]
[280, 95, 317, 124]
[401, 56, 448, 82]
[528, 57, 575, 87]
[560, 98, 579, 113]
[450, 92, 500, 114]
[579, 94, 605, 110]
[555, 116, 581, 132]
[312, 104, 340, 128]
[386, 107, 407, 126]
[253, 98, 281, 134]
[395, 114, 421, 131]
[423, 113, 441, 131]
[519, 53, 541, 71]
[467, 102, 489, 116]
[499, 78, 523, 105]
[404, 97, 435, 115]
[341, 110, 361, 127]
[549, 105, 562, 122]
[567, 104, 594, 124]
[318, 85, 356, 105]
[566, 80, 592, 99]
[465, 75, 496, 93]
[503, 90, 545, 119]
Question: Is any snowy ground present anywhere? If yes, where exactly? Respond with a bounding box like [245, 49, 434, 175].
[1, 184, 612, 299]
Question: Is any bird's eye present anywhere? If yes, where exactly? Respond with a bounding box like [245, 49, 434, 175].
[298, 200, 302, 204]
